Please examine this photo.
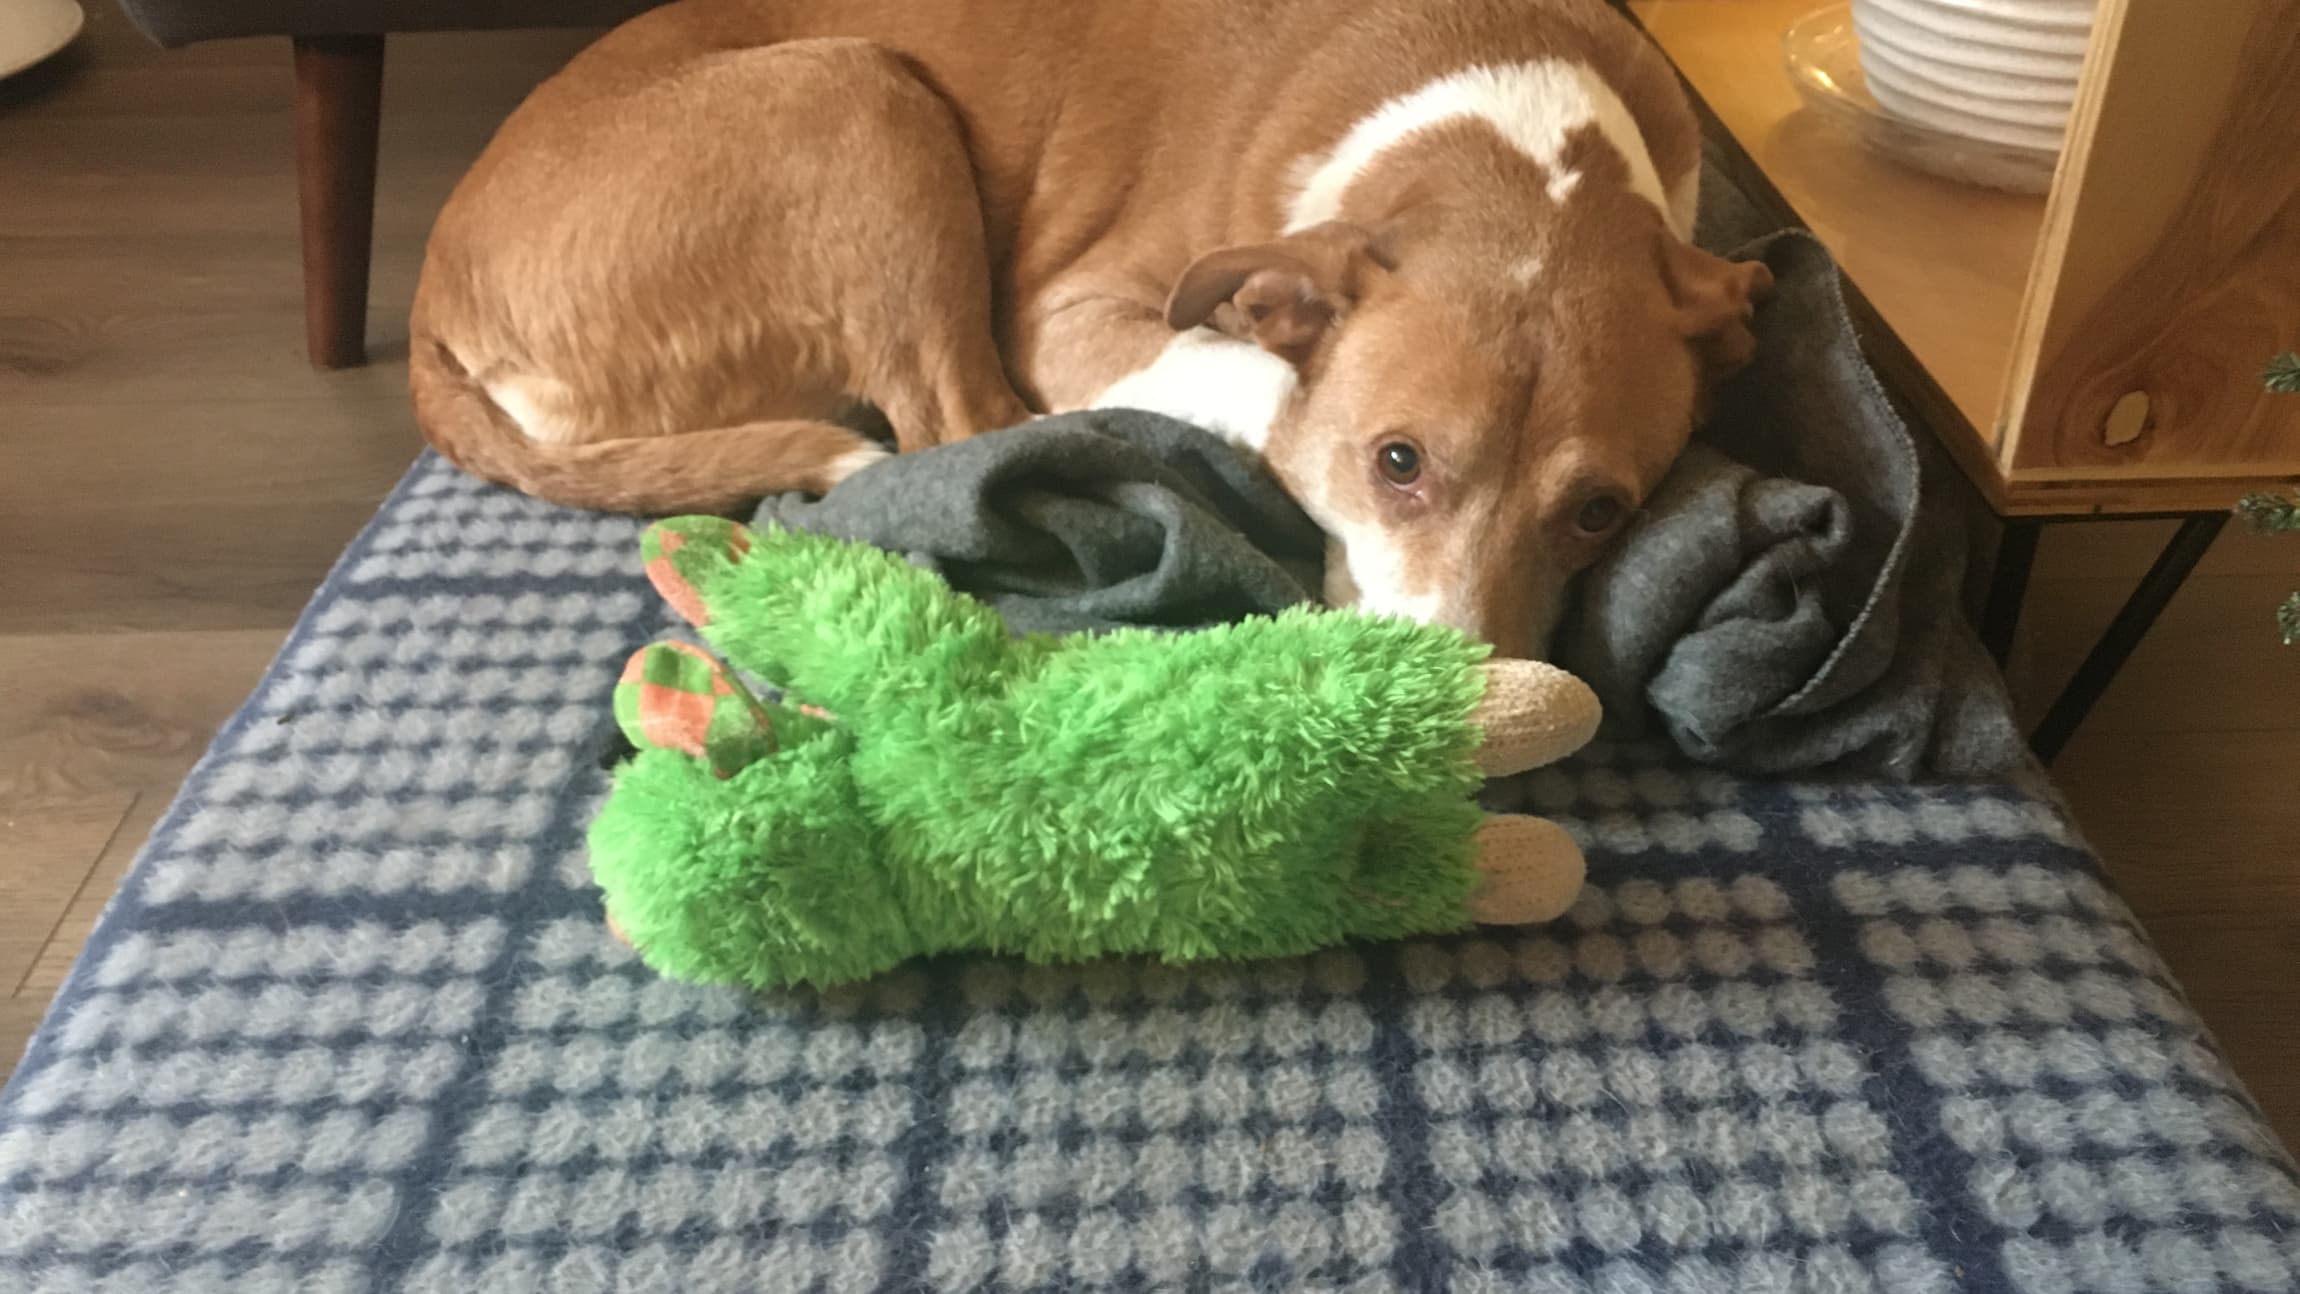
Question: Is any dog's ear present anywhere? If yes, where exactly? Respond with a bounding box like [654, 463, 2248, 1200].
[1660, 239, 1773, 381]
[1165, 222, 1393, 367]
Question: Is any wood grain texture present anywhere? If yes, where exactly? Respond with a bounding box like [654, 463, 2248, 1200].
[0, 631, 286, 799]
[1, 793, 137, 994]
[19, 794, 163, 1000]
[1, 404, 419, 632]
[2, 9, 2295, 1156]
[1, 1000, 54, 1092]
[2001, 0, 2300, 483]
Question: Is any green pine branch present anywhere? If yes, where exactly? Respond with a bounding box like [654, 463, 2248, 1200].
[2251, 351, 2300, 643]
[2236, 489, 2300, 533]
[2266, 351, 2300, 395]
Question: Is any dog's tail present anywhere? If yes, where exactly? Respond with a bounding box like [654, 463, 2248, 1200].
[408, 334, 886, 516]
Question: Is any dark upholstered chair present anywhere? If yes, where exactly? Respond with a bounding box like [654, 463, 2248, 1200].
[116, 0, 665, 367]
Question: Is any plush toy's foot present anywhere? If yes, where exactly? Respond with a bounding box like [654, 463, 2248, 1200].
[1466, 814, 1586, 925]
[637, 517, 842, 727]
[642, 516, 753, 628]
[613, 641, 778, 778]
[1471, 660, 1603, 777]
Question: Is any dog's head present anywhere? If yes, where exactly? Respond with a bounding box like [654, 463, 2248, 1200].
[1168, 194, 1769, 659]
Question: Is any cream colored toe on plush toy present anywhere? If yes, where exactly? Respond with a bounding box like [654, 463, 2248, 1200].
[1472, 660, 1603, 776]
[1467, 814, 1588, 925]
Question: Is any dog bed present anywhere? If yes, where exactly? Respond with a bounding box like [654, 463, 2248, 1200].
[2, 445, 2296, 1293]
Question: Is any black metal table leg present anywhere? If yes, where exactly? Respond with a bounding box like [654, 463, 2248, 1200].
[2028, 513, 2228, 764]
[1979, 519, 2042, 666]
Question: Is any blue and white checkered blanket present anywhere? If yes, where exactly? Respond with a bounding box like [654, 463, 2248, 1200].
[3, 454, 2296, 1293]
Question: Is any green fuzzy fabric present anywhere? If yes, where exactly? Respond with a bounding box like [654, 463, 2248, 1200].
[586, 523, 1495, 991]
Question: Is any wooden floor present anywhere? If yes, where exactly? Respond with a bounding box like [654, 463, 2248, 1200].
[4, 12, 2297, 1147]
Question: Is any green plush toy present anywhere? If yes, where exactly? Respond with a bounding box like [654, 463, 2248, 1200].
[586, 516, 1603, 991]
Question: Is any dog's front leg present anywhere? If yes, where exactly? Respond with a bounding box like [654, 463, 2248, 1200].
[1013, 275, 1302, 455]
[1008, 279, 1179, 414]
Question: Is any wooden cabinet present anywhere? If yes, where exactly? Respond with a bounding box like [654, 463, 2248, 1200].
[1633, 0, 2300, 518]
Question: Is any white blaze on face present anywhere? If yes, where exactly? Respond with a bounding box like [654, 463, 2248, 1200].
[1320, 518, 1492, 639]
[1325, 527, 1436, 623]
[1283, 60, 1683, 239]
[1088, 327, 1300, 453]
[1328, 518, 1571, 658]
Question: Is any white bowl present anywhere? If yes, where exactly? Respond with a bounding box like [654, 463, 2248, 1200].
[0, 0, 83, 80]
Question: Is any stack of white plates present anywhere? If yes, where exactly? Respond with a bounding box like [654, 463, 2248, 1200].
[1850, 0, 2096, 156]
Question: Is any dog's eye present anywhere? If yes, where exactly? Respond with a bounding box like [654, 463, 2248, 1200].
[1376, 441, 1422, 485]
[1574, 493, 1627, 535]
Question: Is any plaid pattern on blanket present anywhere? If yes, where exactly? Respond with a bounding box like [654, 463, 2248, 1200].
[2, 454, 2296, 1294]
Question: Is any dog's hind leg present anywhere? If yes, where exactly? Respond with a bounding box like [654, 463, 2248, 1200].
[413, 33, 1029, 512]
[700, 38, 1032, 452]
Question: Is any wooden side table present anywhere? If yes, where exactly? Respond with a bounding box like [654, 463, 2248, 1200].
[1630, 0, 2300, 761]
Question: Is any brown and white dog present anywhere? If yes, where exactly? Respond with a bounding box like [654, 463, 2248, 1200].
[411, 0, 1770, 657]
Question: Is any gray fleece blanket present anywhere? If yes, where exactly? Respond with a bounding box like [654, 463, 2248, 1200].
[757, 231, 2020, 779]
[759, 412, 1328, 636]
[1557, 232, 2020, 777]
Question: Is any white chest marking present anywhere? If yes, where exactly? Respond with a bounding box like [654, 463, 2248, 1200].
[1285, 60, 1683, 239]
[1324, 528, 1448, 626]
[1087, 328, 1299, 452]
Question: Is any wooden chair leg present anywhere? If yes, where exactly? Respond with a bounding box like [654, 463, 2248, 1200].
[292, 34, 384, 369]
